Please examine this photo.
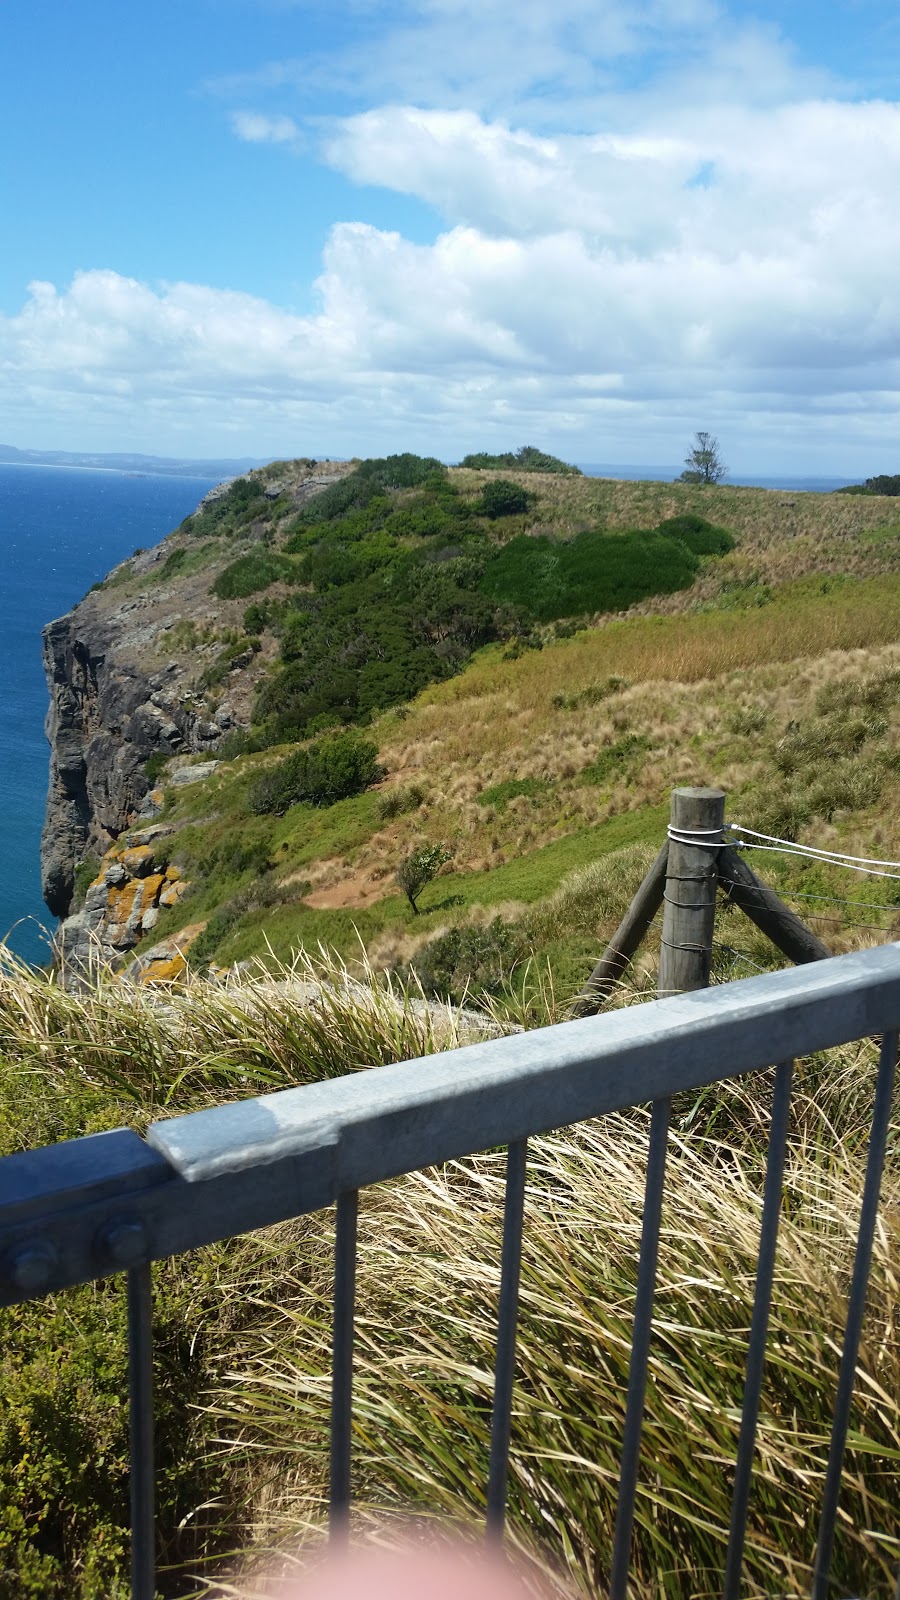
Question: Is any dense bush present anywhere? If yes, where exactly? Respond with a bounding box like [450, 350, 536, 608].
[578, 733, 653, 784]
[157, 546, 188, 581]
[144, 751, 169, 785]
[480, 528, 701, 621]
[655, 512, 735, 556]
[477, 776, 550, 808]
[459, 445, 581, 474]
[240, 460, 734, 745]
[836, 474, 900, 496]
[187, 876, 304, 968]
[247, 731, 384, 815]
[476, 478, 536, 518]
[288, 454, 446, 531]
[181, 475, 268, 539]
[211, 551, 298, 600]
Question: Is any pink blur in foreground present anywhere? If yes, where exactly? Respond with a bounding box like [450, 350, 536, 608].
[278, 1542, 542, 1600]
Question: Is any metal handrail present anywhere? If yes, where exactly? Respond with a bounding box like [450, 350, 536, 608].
[2, 943, 899, 1600]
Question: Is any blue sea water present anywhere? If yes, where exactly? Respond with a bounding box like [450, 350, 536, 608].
[1, 465, 217, 966]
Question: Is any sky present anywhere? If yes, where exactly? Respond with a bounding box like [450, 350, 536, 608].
[2, 0, 900, 472]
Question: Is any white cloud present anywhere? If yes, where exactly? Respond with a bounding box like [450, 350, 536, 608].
[231, 110, 300, 143]
[7, 5, 900, 469]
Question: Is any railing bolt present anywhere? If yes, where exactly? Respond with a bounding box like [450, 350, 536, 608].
[98, 1220, 148, 1269]
[8, 1242, 58, 1294]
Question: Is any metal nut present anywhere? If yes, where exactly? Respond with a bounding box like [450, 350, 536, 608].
[7, 1242, 58, 1295]
[97, 1219, 148, 1268]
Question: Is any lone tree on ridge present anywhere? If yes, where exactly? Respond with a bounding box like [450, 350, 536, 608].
[679, 432, 727, 485]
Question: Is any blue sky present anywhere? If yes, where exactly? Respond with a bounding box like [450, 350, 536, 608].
[2, 0, 900, 470]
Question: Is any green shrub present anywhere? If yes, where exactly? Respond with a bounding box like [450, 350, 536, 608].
[477, 777, 551, 808]
[481, 529, 700, 622]
[476, 479, 536, 518]
[551, 676, 629, 711]
[579, 733, 652, 784]
[247, 731, 384, 816]
[289, 456, 446, 530]
[144, 751, 169, 785]
[403, 916, 531, 1002]
[655, 513, 735, 556]
[157, 546, 188, 581]
[836, 474, 900, 496]
[71, 857, 100, 910]
[211, 552, 297, 600]
[187, 876, 305, 968]
[459, 445, 581, 475]
[376, 783, 428, 820]
[216, 727, 269, 760]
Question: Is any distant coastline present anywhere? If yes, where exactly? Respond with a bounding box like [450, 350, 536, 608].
[0, 443, 267, 479]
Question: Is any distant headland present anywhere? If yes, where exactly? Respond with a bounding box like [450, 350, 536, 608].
[0, 442, 269, 479]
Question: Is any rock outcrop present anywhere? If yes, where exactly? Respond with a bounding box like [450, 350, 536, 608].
[41, 604, 223, 918]
[54, 834, 191, 973]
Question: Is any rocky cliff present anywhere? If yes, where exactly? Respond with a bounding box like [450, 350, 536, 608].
[41, 460, 350, 962]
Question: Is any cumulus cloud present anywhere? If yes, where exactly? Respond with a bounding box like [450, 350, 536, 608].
[231, 110, 300, 143]
[6, 2, 900, 466]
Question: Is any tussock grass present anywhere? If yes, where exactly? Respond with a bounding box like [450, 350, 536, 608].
[0, 944, 495, 1113]
[207, 1052, 900, 1600]
[1, 949, 899, 1596]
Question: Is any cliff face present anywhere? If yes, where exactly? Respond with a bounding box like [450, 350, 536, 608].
[41, 461, 350, 939]
[41, 603, 222, 918]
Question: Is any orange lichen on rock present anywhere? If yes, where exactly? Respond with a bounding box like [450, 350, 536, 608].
[107, 879, 143, 924]
[122, 844, 155, 877]
[141, 873, 166, 905]
[137, 950, 188, 984]
[131, 921, 207, 985]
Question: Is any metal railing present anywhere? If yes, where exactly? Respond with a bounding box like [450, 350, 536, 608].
[2, 944, 899, 1599]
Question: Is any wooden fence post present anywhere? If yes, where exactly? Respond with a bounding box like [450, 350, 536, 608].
[657, 786, 725, 997]
[572, 841, 669, 1016]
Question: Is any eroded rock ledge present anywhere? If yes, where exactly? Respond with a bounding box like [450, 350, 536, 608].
[41, 603, 223, 919]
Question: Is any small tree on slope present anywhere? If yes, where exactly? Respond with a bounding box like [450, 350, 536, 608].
[396, 844, 453, 913]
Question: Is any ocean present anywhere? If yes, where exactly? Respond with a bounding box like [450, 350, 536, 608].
[1, 465, 217, 966]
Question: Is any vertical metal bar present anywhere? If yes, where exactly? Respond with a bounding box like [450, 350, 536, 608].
[486, 1139, 528, 1541]
[329, 1188, 358, 1545]
[812, 1029, 897, 1600]
[722, 1059, 794, 1600]
[609, 1095, 671, 1600]
[127, 1263, 155, 1600]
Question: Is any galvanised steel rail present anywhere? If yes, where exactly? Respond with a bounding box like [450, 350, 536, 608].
[1, 945, 899, 1599]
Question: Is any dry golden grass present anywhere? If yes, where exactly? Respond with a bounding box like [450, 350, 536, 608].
[206, 1051, 900, 1600]
[449, 467, 900, 544]
[358, 591, 900, 875]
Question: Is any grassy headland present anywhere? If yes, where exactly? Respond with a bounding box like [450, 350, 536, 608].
[4, 455, 900, 1594]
